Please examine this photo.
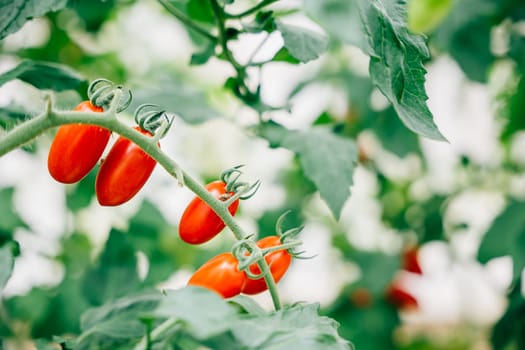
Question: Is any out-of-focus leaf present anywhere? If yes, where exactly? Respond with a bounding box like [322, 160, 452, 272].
[304, 0, 369, 51]
[0, 0, 68, 40]
[77, 291, 161, 350]
[229, 295, 267, 316]
[131, 78, 217, 124]
[478, 201, 525, 279]
[0, 60, 86, 91]
[0, 243, 14, 292]
[327, 296, 399, 350]
[501, 33, 525, 142]
[153, 287, 237, 340]
[34, 339, 61, 350]
[368, 107, 420, 158]
[126, 201, 177, 285]
[0, 105, 30, 130]
[491, 282, 525, 350]
[358, 0, 446, 141]
[407, 0, 453, 33]
[83, 230, 140, 305]
[232, 303, 351, 350]
[431, 0, 504, 82]
[276, 21, 328, 63]
[66, 171, 96, 212]
[271, 47, 300, 64]
[351, 250, 401, 296]
[190, 41, 216, 65]
[259, 121, 357, 219]
[0, 188, 28, 242]
[67, 0, 116, 32]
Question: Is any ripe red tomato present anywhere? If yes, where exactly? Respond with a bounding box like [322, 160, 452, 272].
[188, 253, 246, 298]
[179, 181, 240, 244]
[402, 246, 422, 274]
[95, 127, 157, 206]
[47, 101, 109, 184]
[385, 280, 418, 310]
[241, 236, 292, 295]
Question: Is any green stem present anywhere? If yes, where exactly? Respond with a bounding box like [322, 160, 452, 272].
[209, 0, 244, 74]
[157, 0, 217, 42]
[261, 240, 302, 254]
[258, 260, 282, 310]
[133, 317, 180, 350]
[226, 0, 280, 19]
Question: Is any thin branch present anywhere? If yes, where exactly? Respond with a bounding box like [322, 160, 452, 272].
[226, 0, 280, 19]
[157, 0, 217, 42]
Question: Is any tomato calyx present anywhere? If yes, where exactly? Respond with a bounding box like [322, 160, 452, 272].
[220, 165, 261, 205]
[232, 211, 304, 281]
[134, 103, 174, 139]
[87, 78, 132, 113]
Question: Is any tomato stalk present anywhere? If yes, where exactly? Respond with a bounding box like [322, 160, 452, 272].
[225, 0, 280, 19]
[157, 0, 217, 42]
[133, 317, 181, 350]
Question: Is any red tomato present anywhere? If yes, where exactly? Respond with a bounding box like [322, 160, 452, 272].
[47, 101, 109, 184]
[188, 253, 246, 298]
[241, 236, 292, 295]
[95, 127, 157, 206]
[179, 181, 240, 244]
[402, 246, 422, 274]
[385, 280, 418, 310]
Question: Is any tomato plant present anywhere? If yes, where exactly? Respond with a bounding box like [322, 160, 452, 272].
[187, 252, 246, 298]
[1, 0, 525, 349]
[242, 236, 292, 295]
[179, 180, 240, 244]
[95, 127, 158, 206]
[47, 101, 108, 184]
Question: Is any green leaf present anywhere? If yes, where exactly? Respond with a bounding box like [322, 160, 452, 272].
[0, 0, 68, 40]
[83, 230, 141, 305]
[327, 296, 399, 350]
[271, 47, 301, 64]
[478, 201, 525, 279]
[232, 303, 351, 349]
[153, 286, 237, 340]
[358, 0, 446, 141]
[0, 188, 28, 240]
[351, 250, 401, 296]
[501, 33, 525, 141]
[190, 42, 216, 65]
[66, 171, 96, 212]
[229, 295, 267, 316]
[0, 105, 30, 130]
[67, 0, 116, 33]
[126, 201, 177, 286]
[34, 339, 61, 350]
[0, 244, 14, 292]
[259, 122, 358, 219]
[491, 283, 525, 350]
[304, 0, 369, 51]
[131, 77, 217, 124]
[276, 21, 328, 63]
[0, 60, 86, 91]
[407, 0, 453, 33]
[76, 291, 162, 350]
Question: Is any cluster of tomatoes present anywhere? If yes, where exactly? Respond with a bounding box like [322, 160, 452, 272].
[48, 80, 167, 206]
[181, 179, 294, 298]
[47, 80, 296, 299]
